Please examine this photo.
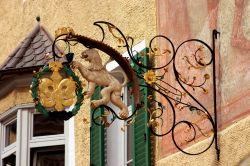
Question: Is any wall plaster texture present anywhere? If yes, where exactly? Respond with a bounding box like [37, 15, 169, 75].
[0, 1, 156, 165]
[156, 115, 250, 166]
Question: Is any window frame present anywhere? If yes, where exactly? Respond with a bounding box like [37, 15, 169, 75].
[0, 103, 75, 166]
[31, 145, 65, 166]
[29, 111, 65, 148]
[125, 105, 133, 166]
[1, 118, 17, 161]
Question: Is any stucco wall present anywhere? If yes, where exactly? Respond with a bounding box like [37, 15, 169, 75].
[0, 87, 33, 114]
[156, 115, 250, 166]
[0, 0, 156, 165]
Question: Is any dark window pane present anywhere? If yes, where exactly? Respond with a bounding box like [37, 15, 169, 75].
[5, 120, 17, 147]
[33, 114, 64, 136]
[3, 153, 16, 166]
[30, 146, 64, 166]
[127, 125, 132, 161]
[127, 89, 132, 107]
[127, 163, 133, 166]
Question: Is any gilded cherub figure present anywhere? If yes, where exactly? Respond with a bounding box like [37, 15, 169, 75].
[72, 48, 129, 118]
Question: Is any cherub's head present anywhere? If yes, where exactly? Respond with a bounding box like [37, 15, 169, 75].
[81, 48, 103, 69]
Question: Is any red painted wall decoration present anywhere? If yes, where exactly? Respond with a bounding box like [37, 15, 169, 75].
[156, 0, 250, 158]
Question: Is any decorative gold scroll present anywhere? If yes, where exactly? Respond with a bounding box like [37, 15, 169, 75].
[55, 27, 75, 38]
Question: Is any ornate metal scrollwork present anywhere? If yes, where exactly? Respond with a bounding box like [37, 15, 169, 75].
[50, 22, 220, 160]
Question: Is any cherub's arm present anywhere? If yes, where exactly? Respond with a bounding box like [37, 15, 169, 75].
[72, 61, 87, 78]
[85, 82, 96, 98]
[71, 61, 81, 69]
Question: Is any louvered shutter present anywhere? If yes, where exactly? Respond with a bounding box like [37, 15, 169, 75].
[90, 86, 105, 166]
[131, 48, 151, 166]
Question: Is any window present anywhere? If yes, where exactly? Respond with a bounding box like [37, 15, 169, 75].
[32, 113, 64, 137]
[90, 42, 151, 166]
[5, 120, 17, 147]
[105, 86, 133, 166]
[30, 146, 64, 166]
[0, 104, 75, 166]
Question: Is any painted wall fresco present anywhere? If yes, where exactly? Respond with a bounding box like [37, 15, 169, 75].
[156, 0, 250, 160]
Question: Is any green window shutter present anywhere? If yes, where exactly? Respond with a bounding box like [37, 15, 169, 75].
[132, 48, 151, 166]
[90, 86, 105, 166]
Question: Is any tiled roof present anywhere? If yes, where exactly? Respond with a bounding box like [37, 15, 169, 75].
[0, 24, 64, 72]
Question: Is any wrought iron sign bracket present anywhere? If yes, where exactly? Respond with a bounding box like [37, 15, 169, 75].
[31, 21, 220, 160]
